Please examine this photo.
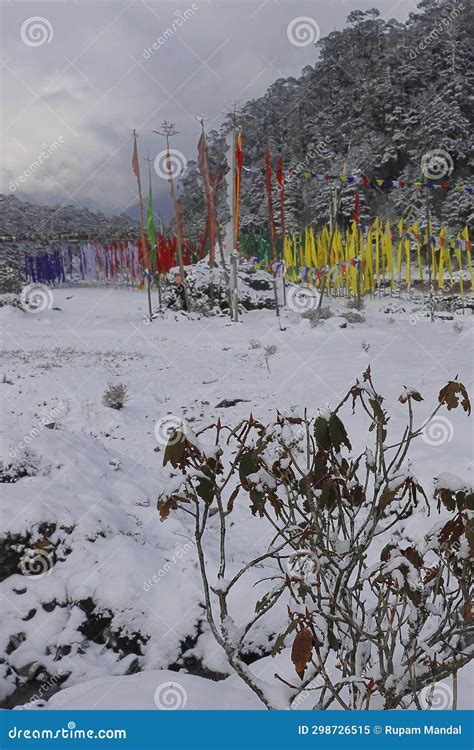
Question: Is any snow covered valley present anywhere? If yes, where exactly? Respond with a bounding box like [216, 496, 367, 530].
[1, 287, 472, 711]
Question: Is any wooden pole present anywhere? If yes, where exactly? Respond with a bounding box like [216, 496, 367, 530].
[230, 252, 239, 323]
[425, 192, 434, 323]
[216, 223, 232, 316]
[230, 114, 237, 321]
[145, 152, 161, 313]
[318, 226, 336, 310]
[231, 106, 237, 254]
[153, 123, 190, 311]
[167, 135, 189, 311]
[145, 269, 153, 321]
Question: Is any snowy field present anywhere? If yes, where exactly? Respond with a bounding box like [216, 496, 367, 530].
[1, 286, 472, 710]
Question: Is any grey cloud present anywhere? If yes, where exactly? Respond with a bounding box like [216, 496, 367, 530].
[1, 0, 415, 217]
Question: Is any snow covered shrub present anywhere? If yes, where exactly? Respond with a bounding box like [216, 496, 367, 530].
[161, 261, 275, 315]
[158, 369, 473, 710]
[102, 383, 128, 410]
[341, 310, 366, 324]
[0, 450, 40, 483]
[301, 307, 333, 327]
[0, 262, 22, 295]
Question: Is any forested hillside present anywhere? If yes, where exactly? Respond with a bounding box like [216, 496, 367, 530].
[179, 0, 473, 242]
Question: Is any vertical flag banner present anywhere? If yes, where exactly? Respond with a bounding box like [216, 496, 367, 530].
[131, 130, 148, 269]
[234, 130, 243, 250]
[276, 155, 286, 250]
[198, 129, 217, 266]
[265, 144, 276, 261]
[165, 144, 189, 309]
[146, 156, 157, 271]
[146, 184, 156, 271]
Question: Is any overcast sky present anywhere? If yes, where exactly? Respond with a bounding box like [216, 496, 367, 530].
[1, 0, 417, 218]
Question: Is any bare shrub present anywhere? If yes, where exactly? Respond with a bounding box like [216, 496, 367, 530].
[158, 370, 473, 710]
[102, 383, 128, 410]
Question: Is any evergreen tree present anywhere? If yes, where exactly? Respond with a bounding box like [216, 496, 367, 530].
[179, 0, 473, 238]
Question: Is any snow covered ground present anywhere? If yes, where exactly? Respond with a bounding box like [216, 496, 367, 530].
[1, 284, 472, 710]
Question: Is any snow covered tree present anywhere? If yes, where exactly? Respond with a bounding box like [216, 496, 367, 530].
[179, 0, 472, 233]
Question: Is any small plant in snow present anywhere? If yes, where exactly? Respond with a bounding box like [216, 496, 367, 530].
[249, 339, 261, 350]
[158, 369, 473, 710]
[264, 344, 277, 357]
[102, 383, 128, 410]
[263, 344, 277, 373]
[361, 340, 370, 353]
[453, 321, 464, 334]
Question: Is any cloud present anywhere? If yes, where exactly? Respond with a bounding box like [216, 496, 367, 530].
[1, 0, 414, 216]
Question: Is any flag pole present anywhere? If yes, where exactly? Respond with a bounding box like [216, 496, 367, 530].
[197, 116, 219, 311]
[231, 105, 236, 253]
[276, 155, 286, 305]
[153, 122, 190, 312]
[132, 130, 148, 271]
[265, 144, 276, 262]
[425, 191, 434, 323]
[145, 152, 162, 311]
[230, 106, 239, 322]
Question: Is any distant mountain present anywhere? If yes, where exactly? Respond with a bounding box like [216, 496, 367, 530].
[0, 194, 138, 239]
